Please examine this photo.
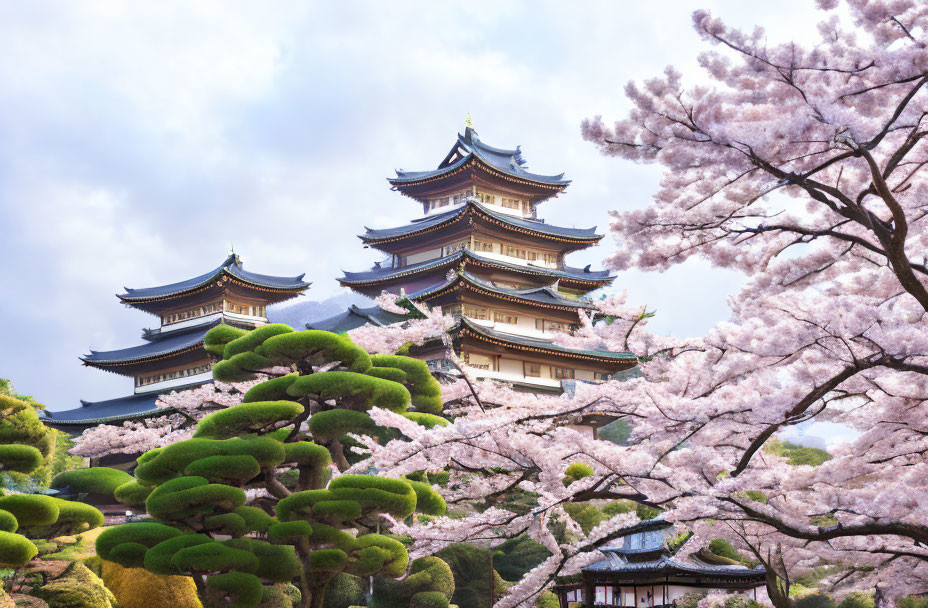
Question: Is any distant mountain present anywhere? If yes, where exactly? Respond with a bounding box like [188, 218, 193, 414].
[268, 292, 373, 328]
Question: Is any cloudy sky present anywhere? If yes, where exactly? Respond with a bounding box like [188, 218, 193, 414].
[0, 1, 828, 414]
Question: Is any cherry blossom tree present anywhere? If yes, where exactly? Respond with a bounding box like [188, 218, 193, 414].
[70, 380, 259, 459]
[351, 2, 928, 605]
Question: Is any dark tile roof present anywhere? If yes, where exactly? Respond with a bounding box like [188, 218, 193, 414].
[339, 250, 614, 286]
[118, 254, 310, 301]
[584, 553, 765, 578]
[305, 305, 410, 334]
[360, 201, 601, 243]
[81, 320, 218, 364]
[43, 380, 213, 426]
[390, 127, 570, 187]
[410, 271, 595, 310]
[456, 317, 637, 362]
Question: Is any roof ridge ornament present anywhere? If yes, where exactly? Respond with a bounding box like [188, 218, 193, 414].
[465, 113, 474, 129]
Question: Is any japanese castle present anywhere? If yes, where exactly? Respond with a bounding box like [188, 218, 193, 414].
[318, 124, 637, 392]
[554, 519, 766, 607]
[44, 254, 309, 432]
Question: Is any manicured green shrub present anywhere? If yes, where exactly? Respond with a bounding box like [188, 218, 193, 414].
[134, 436, 287, 484]
[96, 521, 183, 566]
[493, 535, 550, 581]
[194, 401, 305, 439]
[47, 497, 105, 534]
[403, 412, 449, 428]
[185, 454, 262, 485]
[371, 355, 443, 414]
[146, 475, 246, 520]
[0, 494, 59, 527]
[564, 462, 593, 484]
[242, 374, 299, 403]
[206, 571, 265, 608]
[374, 556, 455, 608]
[51, 466, 134, 502]
[114, 480, 154, 507]
[289, 371, 410, 412]
[309, 410, 377, 441]
[708, 539, 754, 567]
[0, 530, 38, 566]
[204, 324, 249, 358]
[406, 479, 447, 515]
[0, 444, 43, 473]
[323, 573, 365, 608]
[0, 509, 16, 533]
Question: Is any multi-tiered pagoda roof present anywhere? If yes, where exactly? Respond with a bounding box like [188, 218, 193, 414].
[330, 124, 635, 394]
[45, 254, 309, 432]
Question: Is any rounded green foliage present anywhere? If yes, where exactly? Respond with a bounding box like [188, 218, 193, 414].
[289, 371, 410, 412]
[224, 538, 301, 582]
[109, 541, 150, 566]
[323, 573, 365, 608]
[313, 499, 362, 524]
[135, 436, 286, 485]
[0, 530, 37, 566]
[0, 509, 17, 533]
[0, 494, 58, 527]
[564, 462, 593, 484]
[0, 394, 55, 460]
[0, 444, 43, 474]
[204, 324, 249, 358]
[268, 520, 313, 544]
[371, 556, 453, 608]
[146, 475, 246, 521]
[114, 480, 154, 507]
[51, 497, 105, 534]
[307, 524, 356, 551]
[234, 506, 276, 534]
[172, 540, 259, 573]
[223, 324, 295, 360]
[365, 366, 407, 384]
[309, 410, 377, 441]
[206, 512, 248, 537]
[406, 480, 446, 515]
[243, 374, 299, 403]
[411, 591, 451, 608]
[144, 533, 213, 574]
[185, 454, 262, 485]
[285, 441, 332, 468]
[309, 548, 348, 572]
[259, 330, 372, 373]
[51, 467, 134, 502]
[370, 355, 443, 414]
[194, 401, 305, 439]
[796, 595, 836, 608]
[329, 475, 418, 518]
[708, 539, 754, 566]
[96, 521, 183, 566]
[403, 412, 449, 429]
[206, 571, 265, 608]
[352, 534, 409, 578]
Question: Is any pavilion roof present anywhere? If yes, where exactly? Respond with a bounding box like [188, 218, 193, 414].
[339, 249, 615, 287]
[389, 127, 570, 189]
[409, 271, 596, 311]
[81, 320, 218, 366]
[360, 200, 602, 245]
[118, 254, 310, 303]
[305, 304, 411, 334]
[583, 553, 766, 578]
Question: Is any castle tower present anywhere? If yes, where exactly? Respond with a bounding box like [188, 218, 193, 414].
[333, 125, 636, 392]
[45, 254, 310, 431]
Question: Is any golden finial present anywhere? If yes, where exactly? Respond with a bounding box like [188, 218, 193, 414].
[465, 113, 474, 129]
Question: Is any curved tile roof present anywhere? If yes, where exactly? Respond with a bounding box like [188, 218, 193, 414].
[585, 553, 766, 577]
[409, 271, 596, 310]
[81, 320, 218, 365]
[455, 317, 637, 363]
[306, 305, 410, 334]
[118, 254, 310, 302]
[360, 201, 601, 243]
[390, 127, 570, 187]
[339, 250, 615, 286]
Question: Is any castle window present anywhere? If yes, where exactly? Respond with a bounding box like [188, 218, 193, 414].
[553, 367, 574, 380]
[524, 363, 541, 377]
[493, 312, 518, 324]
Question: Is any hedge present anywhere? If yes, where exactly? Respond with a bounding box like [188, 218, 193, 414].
[51, 467, 134, 502]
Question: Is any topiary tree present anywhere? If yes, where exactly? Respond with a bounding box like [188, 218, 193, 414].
[51, 466, 134, 504]
[97, 323, 450, 608]
[0, 390, 57, 490]
[370, 556, 455, 608]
